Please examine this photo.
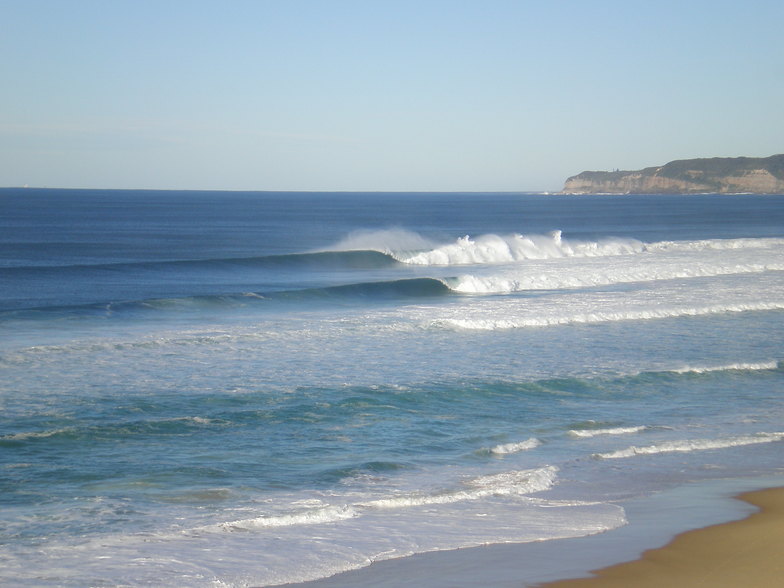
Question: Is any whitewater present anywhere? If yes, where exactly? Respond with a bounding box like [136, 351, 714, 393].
[1, 189, 783, 587]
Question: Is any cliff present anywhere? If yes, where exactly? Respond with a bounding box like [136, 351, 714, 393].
[563, 154, 784, 194]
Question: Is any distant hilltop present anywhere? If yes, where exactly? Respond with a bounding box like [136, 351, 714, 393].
[563, 154, 784, 194]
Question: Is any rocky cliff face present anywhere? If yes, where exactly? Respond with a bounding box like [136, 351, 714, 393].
[563, 155, 784, 194]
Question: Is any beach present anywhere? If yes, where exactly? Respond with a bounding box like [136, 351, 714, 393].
[293, 479, 784, 588]
[543, 486, 784, 588]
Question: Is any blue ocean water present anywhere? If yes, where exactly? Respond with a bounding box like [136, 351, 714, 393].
[1, 189, 783, 586]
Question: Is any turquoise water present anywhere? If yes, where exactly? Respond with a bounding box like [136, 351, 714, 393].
[1, 189, 783, 586]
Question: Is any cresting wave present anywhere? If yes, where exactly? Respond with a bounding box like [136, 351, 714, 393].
[448, 260, 784, 294]
[390, 232, 784, 267]
[594, 432, 784, 459]
[671, 361, 780, 374]
[214, 466, 558, 531]
[489, 438, 542, 454]
[433, 301, 784, 330]
[569, 426, 647, 438]
[5, 233, 783, 316]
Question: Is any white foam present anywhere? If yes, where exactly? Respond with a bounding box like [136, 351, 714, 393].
[449, 261, 784, 294]
[645, 237, 784, 253]
[490, 438, 541, 454]
[569, 426, 646, 438]
[1, 428, 73, 441]
[670, 361, 779, 374]
[395, 234, 784, 267]
[595, 432, 784, 459]
[361, 466, 558, 509]
[433, 301, 784, 331]
[218, 505, 359, 530]
[397, 231, 644, 266]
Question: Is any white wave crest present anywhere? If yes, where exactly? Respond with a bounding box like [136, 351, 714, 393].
[595, 432, 784, 459]
[671, 361, 779, 374]
[361, 466, 558, 509]
[218, 505, 358, 530]
[490, 438, 541, 454]
[433, 301, 784, 331]
[397, 231, 644, 266]
[1, 428, 73, 441]
[645, 237, 784, 253]
[569, 426, 646, 438]
[449, 261, 784, 294]
[212, 467, 558, 532]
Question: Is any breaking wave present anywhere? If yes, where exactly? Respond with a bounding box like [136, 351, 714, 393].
[214, 466, 558, 531]
[594, 432, 784, 459]
[392, 233, 784, 267]
[569, 426, 647, 438]
[670, 362, 780, 374]
[396, 231, 643, 265]
[433, 301, 784, 330]
[489, 438, 542, 454]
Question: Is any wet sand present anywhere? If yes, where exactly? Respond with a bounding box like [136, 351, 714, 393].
[542, 486, 784, 588]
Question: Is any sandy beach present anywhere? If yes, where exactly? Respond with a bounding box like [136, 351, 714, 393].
[542, 486, 784, 588]
[293, 480, 784, 588]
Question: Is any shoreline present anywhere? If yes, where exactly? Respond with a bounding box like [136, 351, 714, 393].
[541, 486, 784, 587]
[291, 477, 784, 588]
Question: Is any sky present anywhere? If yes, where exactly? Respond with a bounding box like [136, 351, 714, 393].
[1, 0, 783, 192]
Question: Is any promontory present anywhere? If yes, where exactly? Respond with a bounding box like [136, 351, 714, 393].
[563, 154, 784, 194]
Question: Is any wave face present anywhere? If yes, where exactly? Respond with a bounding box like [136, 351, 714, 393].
[2, 190, 784, 587]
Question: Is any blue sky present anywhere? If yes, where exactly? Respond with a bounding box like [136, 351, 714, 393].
[1, 0, 782, 191]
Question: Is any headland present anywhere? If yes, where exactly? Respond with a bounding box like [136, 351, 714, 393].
[563, 154, 784, 194]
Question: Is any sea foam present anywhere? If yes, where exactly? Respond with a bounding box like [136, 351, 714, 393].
[396, 231, 643, 265]
[569, 426, 646, 438]
[218, 505, 359, 531]
[670, 361, 779, 374]
[393, 234, 784, 267]
[595, 432, 784, 459]
[433, 301, 784, 331]
[490, 438, 542, 454]
[362, 466, 558, 509]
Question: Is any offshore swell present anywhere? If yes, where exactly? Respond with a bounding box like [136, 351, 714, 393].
[4, 232, 783, 316]
[1, 190, 783, 586]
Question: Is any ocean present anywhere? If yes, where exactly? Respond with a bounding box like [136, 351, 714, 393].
[1, 189, 783, 586]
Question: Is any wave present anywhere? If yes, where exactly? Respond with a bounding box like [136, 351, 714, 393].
[569, 426, 647, 438]
[0, 249, 401, 276]
[392, 233, 784, 267]
[594, 432, 784, 459]
[0, 417, 220, 447]
[2, 276, 453, 318]
[8, 235, 780, 277]
[432, 301, 784, 330]
[449, 261, 784, 294]
[645, 237, 784, 253]
[669, 361, 780, 374]
[214, 466, 558, 531]
[360, 466, 558, 509]
[0, 427, 76, 442]
[396, 231, 644, 266]
[489, 438, 542, 454]
[218, 505, 359, 531]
